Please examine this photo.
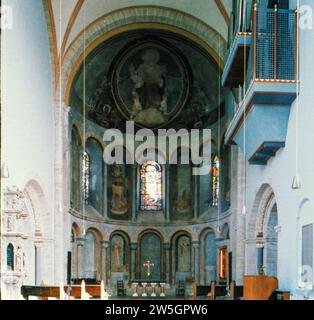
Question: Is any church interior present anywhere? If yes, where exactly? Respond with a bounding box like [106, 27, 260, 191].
[1, 0, 314, 300]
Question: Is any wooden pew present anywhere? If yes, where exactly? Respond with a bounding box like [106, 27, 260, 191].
[243, 275, 278, 300]
[207, 281, 243, 300]
[21, 284, 104, 300]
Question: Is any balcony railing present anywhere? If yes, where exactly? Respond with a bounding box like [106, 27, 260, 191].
[247, 4, 297, 86]
[224, 4, 299, 165]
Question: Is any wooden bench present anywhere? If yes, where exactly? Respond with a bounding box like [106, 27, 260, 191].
[207, 281, 243, 300]
[21, 283, 105, 300]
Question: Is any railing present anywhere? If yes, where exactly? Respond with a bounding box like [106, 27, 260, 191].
[243, 4, 297, 93]
[224, 3, 298, 118]
[255, 6, 296, 80]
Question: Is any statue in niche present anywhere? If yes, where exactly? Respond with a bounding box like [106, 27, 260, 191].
[129, 48, 168, 126]
[110, 165, 128, 215]
[112, 236, 123, 272]
[178, 237, 190, 272]
[175, 187, 192, 213]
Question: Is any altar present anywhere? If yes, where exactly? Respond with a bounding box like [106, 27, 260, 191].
[130, 281, 169, 298]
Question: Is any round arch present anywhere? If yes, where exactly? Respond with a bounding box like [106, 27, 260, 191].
[61, 6, 226, 104]
[199, 227, 217, 285]
[137, 229, 164, 280]
[247, 184, 278, 276]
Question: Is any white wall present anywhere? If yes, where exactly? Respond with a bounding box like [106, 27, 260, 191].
[243, 0, 314, 294]
[2, 0, 54, 211]
[1, 0, 55, 287]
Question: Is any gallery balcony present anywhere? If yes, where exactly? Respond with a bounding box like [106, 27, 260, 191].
[224, 5, 298, 165]
[221, 32, 252, 88]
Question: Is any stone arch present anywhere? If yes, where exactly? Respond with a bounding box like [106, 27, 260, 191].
[71, 222, 82, 279]
[248, 184, 276, 240]
[71, 222, 81, 238]
[247, 184, 278, 276]
[137, 229, 164, 280]
[170, 230, 192, 284]
[71, 124, 83, 146]
[23, 179, 49, 238]
[109, 230, 131, 282]
[62, 6, 226, 104]
[83, 227, 103, 281]
[22, 180, 52, 285]
[199, 227, 217, 285]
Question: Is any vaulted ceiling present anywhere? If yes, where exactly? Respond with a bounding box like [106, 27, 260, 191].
[44, 0, 232, 83]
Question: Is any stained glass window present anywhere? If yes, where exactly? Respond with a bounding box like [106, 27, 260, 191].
[82, 151, 90, 205]
[212, 155, 220, 207]
[140, 161, 162, 211]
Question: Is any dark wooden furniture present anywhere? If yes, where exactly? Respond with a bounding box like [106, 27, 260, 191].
[21, 285, 102, 300]
[117, 280, 126, 297]
[243, 275, 278, 300]
[207, 281, 243, 300]
[176, 281, 185, 297]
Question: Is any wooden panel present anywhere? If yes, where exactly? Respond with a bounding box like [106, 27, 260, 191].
[243, 276, 278, 300]
[21, 285, 102, 300]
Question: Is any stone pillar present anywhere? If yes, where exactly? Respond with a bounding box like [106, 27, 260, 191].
[193, 241, 200, 284]
[132, 165, 137, 222]
[101, 241, 109, 284]
[77, 238, 85, 279]
[163, 243, 171, 283]
[103, 164, 109, 220]
[130, 243, 138, 281]
[79, 148, 84, 212]
[34, 243, 42, 285]
[165, 162, 170, 221]
[193, 170, 199, 220]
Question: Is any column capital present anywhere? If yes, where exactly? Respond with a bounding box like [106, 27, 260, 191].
[101, 240, 110, 249]
[163, 242, 171, 250]
[130, 242, 138, 250]
[76, 238, 85, 246]
[192, 241, 200, 248]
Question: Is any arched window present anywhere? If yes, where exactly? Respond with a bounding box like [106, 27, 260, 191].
[82, 151, 90, 205]
[140, 161, 162, 211]
[7, 243, 14, 271]
[211, 155, 220, 207]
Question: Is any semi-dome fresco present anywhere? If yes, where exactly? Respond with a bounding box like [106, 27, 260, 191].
[1, 0, 314, 305]
[70, 31, 225, 131]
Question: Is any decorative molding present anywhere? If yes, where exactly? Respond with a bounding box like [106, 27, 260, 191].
[61, 0, 85, 58]
[60, 6, 227, 104]
[214, 0, 230, 25]
[42, 0, 59, 88]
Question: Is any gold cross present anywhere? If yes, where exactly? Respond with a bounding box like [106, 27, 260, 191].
[143, 260, 154, 277]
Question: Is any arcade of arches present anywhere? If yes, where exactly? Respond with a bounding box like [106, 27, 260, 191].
[3, 0, 313, 300]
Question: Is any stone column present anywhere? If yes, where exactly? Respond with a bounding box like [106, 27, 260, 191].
[101, 241, 109, 284]
[79, 148, 84, 212]
[77, 238, 85, 279]
[163, 243, 171, 283]
[165, 162, 170, 221]
[193, 170, 199, 220]
[130, 243, 138, 281]
[132, 164, 137, 222]
[193, 241, 200, 284]
[103, 164, 109, 220]
[34, 242, 42, 285]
